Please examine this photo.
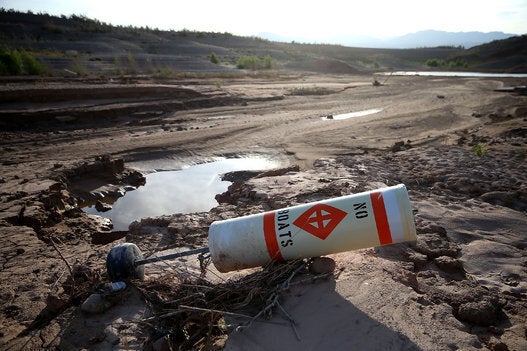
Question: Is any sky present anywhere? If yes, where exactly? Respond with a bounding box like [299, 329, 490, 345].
[2, 0, 526, 42]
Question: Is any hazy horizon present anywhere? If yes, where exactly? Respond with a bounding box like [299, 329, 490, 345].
[2, 0, 526, 45]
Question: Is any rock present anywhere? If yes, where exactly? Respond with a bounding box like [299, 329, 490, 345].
[457, 300, 499, 326]
[108, 187, 126, 198]
[20, 204, 49, 230]
[435, 256, 463, 273]
[391, 141, 405, 152]
[81, 293, 111, 314]
[309, 257, 336, 274]
[415, 233, 458, 258]
[87, 214, 113, 231]
[95, 200, 112, 212]
[407, 249, 428, 269]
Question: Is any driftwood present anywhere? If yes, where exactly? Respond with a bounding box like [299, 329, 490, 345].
[135, 258, 333, 350]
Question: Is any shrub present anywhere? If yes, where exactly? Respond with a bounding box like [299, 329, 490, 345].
[236, 55, 261, 70]
[426, 58, 444, 67]
[20, 50, 45, 75]
[210, 52, 220, 64]
[263, 54, 274, 69]
[69, 58, 87, 75]
[472, 144, 489, 157]
[127, 52, 138, 74]
[447, 58, 468, 68]
[0, 47, 23, 75]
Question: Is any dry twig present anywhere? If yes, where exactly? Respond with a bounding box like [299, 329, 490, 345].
[135, 258, 325, 350]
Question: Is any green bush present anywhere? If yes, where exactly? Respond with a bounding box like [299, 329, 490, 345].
[20, 50, 45, 75]
[236, 55, 275, 70]
[127, 52, 138, 74]
[0, 48, 45, 75]
[447, 58, 468, 68]
[210, 52, 220, 64]
[425, 58, 445, 67]
[472, 144, 489, 157]
[236, 55, 261, 70]
[69, 59, 87, 75]
[263, 54, 274, 69]
[0, 47, 23, 75]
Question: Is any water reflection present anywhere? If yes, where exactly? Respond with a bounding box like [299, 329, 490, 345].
[84, 157, 284, 231]
[379, 71, 527, 78]
[322, 108, 383, 120]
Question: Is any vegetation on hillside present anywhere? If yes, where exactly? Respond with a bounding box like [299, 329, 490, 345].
[0, 47, 46, 75]
[0, 8, 524, 76]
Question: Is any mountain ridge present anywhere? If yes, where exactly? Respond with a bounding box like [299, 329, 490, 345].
[258, 30, 519, 49]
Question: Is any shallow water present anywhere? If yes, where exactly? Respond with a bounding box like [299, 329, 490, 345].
[84, 157, 284, 231]
[321, 108, 383, 120]
[380, 71, 527, 78]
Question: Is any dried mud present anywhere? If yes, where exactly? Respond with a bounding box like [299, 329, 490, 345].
[0, 74, 526, 350]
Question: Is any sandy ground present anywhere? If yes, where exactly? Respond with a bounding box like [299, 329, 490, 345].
[0, 73, 526, 350]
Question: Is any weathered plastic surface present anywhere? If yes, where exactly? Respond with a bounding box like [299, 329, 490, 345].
[106, 243, 145, 281]
[208, 184, 416, 272]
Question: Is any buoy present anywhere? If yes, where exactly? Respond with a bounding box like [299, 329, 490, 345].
[208, 184, 416, 272]
[106, 184, 416, 278]
[106, 244, 209, 281]
[106, 242, 145, 281]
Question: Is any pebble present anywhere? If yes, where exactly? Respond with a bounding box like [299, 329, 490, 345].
[309, 257, 336, 274]
[81, 293, 111, 314]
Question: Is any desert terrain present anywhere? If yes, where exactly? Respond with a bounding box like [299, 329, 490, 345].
[0, 71, 526, 351]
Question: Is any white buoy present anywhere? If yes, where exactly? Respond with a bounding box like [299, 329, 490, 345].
[208, 184, 416, 272]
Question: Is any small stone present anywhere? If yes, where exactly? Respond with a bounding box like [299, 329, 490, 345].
[435, 256, 463, 273]
[309, 257, 336, 274]
[81, 293, 111, 314]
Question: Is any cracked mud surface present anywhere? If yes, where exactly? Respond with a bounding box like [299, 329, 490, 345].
[0, 74, 526, 350]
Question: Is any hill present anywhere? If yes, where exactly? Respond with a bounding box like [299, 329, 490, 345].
[0, 9, 525, 76]
[450, 34, 527, 72]
[259, 30, 517, 49]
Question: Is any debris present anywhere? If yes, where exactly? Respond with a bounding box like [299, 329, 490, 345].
[136, 259, 332, 350]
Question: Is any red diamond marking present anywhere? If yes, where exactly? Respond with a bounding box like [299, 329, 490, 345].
[293, 203, 347, 240]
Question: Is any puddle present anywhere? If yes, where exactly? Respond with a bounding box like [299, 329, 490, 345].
[84, 157, 285, 231]
[322, 108, 383, 120]
[379, 71, 527, 78]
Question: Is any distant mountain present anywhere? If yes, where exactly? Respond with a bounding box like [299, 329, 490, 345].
[258, 30, 518, 49]
[375, 30, 518, 49]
